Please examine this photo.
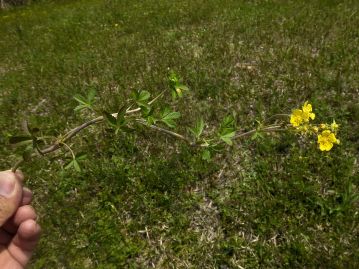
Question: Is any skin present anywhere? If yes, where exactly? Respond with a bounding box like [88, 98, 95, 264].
[0, 170, 41, 269]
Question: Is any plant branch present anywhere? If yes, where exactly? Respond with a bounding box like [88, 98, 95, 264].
[233, 125, 284, 139]
[11, 107, 287, 172]
[42, 91, 169, 154]
[60, 142, 76, 160]
[148, 90, 166, 105]
[135, 119, 193, 144]
[126, 90, 166, 114]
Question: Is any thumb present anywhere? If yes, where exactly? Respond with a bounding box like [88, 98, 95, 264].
[0, 171, 23, 226]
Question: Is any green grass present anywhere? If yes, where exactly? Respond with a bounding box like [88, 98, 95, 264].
[1, 0, 358, 268]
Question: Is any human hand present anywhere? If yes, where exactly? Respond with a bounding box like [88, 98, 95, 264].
[0, 170, 41, 269]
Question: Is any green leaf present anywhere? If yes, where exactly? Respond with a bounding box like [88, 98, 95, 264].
[146, 116, 157, 125]
[139, 105, 152, 117]
[251, 131, 264, 140]
[87, 88, 96, 103]
[74, 104, 88, 112]
[175, 84, 189, 98]
[220, 131, 236, 145]
[189, 118, 204, 139]
[132, 90, 151, 109]
[162, 119, 176, 128]
[73, 94, 88, 105]
[219, 115, 236, 145]
[169, 71, 179, 85]
[104, 106, 128, 135]
[169, 72, 189, 99]
[116, 106, 127, 127]
[141, 106, 157, 126]
[176, 84, 189, 92]
[76, 153, 88, 161]
[221, 115, 236, 130]
[64, 154, 86, 172]
[161, 108, 181, 128]
[64, 159, 74, 170]
[137, 90, 151, 102]
[163, 111, 181, 121]
[103, 111, 117, 127]
[74, 90, 96, 112]
[73, 159, 81, 172]
[202, 149, 211, 161]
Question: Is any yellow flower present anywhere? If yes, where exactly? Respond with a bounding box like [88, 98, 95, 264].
[317, 130, 339, 151]
[302, 101, 315, 121]
[290, 101, 315, 128]
[312, 126, 319, 133]
[290, 109, 304, 127]
[176, 87, 182, 95]
[330, 120, 339, 132]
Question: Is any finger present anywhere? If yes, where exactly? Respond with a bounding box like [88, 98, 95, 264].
[0, 171, 23, 226]
[2, 205, 37, 234]
[0, 228, 12, 245]
[21, 187, 32, 205]
[8, 219, 41, 267]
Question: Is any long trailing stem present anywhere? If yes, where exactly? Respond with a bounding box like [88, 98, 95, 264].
[11, 93, 168, 171]
[11, 105, 286, 171]
[59, 142, 76, 160]
[233, 125, 284, 139]
[135, 119, 193, 144]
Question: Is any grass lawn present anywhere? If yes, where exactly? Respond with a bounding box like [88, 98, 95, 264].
[1, 0, 358, 268]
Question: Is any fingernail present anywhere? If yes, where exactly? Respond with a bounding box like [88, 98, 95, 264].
[0, 175, 16, 197]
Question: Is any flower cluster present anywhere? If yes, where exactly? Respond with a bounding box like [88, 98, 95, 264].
[290, 101, 340, 151]
[290, 101, 315, 127]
